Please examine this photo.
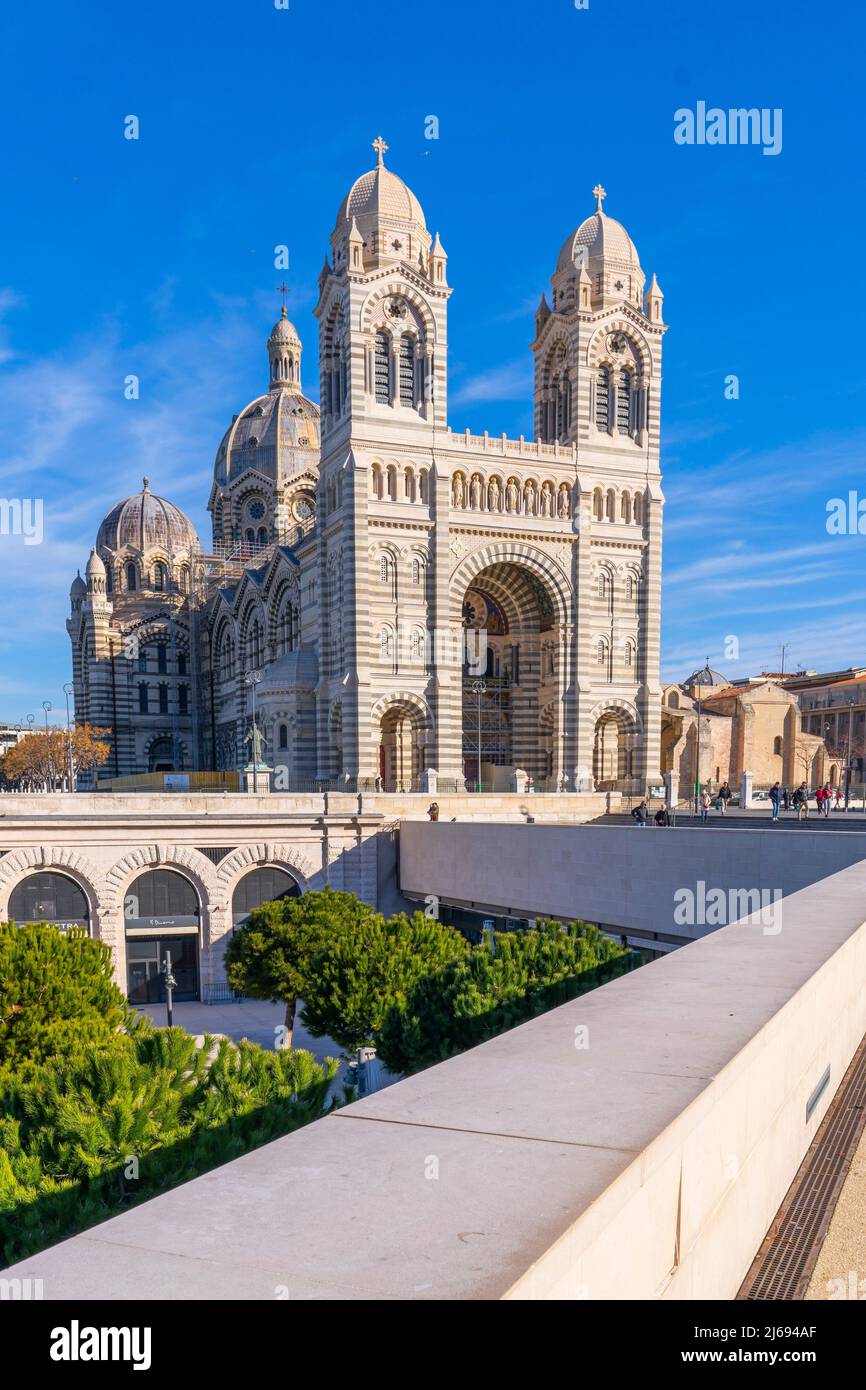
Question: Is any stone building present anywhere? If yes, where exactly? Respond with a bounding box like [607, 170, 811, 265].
[69, 140, 667, 794]
[661, 665, 837, 798]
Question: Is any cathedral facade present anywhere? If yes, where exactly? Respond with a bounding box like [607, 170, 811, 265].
[69, 140, 666, 794]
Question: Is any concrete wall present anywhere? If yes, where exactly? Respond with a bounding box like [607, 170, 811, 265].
[399, 820, 866, 946]
[7, 855, 866, 1299]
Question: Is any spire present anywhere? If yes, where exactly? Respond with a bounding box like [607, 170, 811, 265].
[267, 301, 303, 392]
[142, 476, 150, 492]
[645, 271, 664, 324]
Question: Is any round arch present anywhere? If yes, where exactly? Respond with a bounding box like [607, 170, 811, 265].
[0, 848, 103, 933]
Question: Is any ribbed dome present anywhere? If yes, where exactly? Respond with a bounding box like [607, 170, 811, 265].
[337, 163, 427, 230]
[268, 308, 301, 347]
[557, 210, 641, 274]
[213, 390, 320, 488]
[96, 480, 200, 556]
[257, 649, 319, 695]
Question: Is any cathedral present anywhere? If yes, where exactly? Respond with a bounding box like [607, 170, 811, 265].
[68, 139, 666, 794]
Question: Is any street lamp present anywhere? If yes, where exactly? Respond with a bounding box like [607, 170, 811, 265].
[845, 697, 854, 811]
[42, 701, 53, 792]
[63, 682, 74, 792]
[471, 679, 486, 793]
[161, 952, 177, 1028]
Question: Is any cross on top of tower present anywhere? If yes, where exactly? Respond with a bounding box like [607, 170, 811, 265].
[593, 183, 607, 213]
[372, 135, 389, 167]
[278, 281, 289, 318]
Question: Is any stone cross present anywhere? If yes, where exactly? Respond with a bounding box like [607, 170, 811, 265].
[372, 135, 389, 165]
[593, 183, 607, 213]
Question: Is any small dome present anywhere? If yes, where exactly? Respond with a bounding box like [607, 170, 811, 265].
[86, 548, 106, 576]
[96, 479, 200, 556]
[331, 138, 430, 268]
[557, 210, 641, 275]
[685, 664, 727, 688]
[70, 570, 87, 596]
[268, 307, 301, 348]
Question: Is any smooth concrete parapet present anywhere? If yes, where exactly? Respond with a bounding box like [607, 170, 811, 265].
[399, 820, 866, 945]
[6, 856, 866, 1300]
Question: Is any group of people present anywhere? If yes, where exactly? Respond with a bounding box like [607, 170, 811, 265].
[769, 782, 842, 822]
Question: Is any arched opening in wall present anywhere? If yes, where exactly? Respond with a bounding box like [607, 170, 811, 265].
[459, 561, 561, 791]
[231, 867, 301, 930]
[8, 871, 91, 933]
[593, 709, 638, 792]
[148, 736, 177, 773]
[378, 704, 425, 792]
[124, 868, 201, 1004]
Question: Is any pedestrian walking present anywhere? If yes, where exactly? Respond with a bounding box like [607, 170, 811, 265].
[782, 786, 790, 812]
[793, 783, 809, 821]
[834, 787, 844, 812]
[822, 782, 832, 818]
[769, 781, 781, 822]
[631, 799, 648, 827]
[427, 801, 440, 822]
[699, 789, 711, 824]
[718, 781, 732, 817]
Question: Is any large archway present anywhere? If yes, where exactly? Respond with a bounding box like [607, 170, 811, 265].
[231, 866, 301, 929]
[459, 560, 563, 790]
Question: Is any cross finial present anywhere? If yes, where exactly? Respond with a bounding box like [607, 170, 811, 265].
[372, 135, 388, 167]
[278, 281, 289, 316]
[593, 183, 607, 213]
[142, 475, 150, 491]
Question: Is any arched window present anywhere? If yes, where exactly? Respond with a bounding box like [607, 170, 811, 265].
[106, 568, 113, 594]
[138, 683, 149, 713]
[625, 639, 636, 670]
[606, 489, 616, 522]
[126, 563, 137, 592]
[411, 629, 425, 661]
[633, 492, 643, 525]
[257, 527, 268, 546]
[596, 367, 610, 430]
[597, 572, 609, 600]
[386, 465, 397, 500]
[178, 685, 189, 716]
[596, 638, 607, 666]
[404, 467, 416, 501]
[617, 370, 632, 433]
[380, 628, 393, 660]
[593, 488, 604, 520]
[374, 332, 391, 404]
[419, 469, 429, 504]
[773, 735, 783, 756]
[371, 464, 383, 500]
[411, 557, 421, 586]
[399, 335, 415, 407]
[279, 723, 288, 749]
[157, 644, 167, 674]
[153, 562, 166, 591]
[380, 555, 392, 585]
[158, 684, 169, 714]
[245, 527, 255, 545]
[621, 492, 632, 523]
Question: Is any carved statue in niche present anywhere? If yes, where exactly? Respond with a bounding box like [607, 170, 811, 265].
[558, 486, 570, 518]
[488, 478, 501, 512]
[452, 473, 465, 508]
[506, 479, 519, 513]
[540, 482, 553, 517]
[470, 475, 482, 510]
[524, 480, 536, 516]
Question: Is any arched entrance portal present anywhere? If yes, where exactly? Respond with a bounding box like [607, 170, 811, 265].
[9, 871, 91, 933]
[379, 704, 425, 792]
[593, 709, 638, 791]
[124, 868, 201, 1004]
[460, 561, 562, 790]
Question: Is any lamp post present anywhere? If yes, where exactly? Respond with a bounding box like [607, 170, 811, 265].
[471, 679, 486, 793]
[845, 698, 854, 811]
[42, 701, 53, 792]
[162, 952, 177, 1028]
[63, 682, 74, 792]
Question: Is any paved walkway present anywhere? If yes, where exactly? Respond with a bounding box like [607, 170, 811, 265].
[136, 998, 342, 1064]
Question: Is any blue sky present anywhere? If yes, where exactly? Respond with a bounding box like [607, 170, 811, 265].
[1, 0, 864, 720]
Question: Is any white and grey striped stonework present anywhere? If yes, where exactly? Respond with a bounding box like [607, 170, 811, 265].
[69, 154, 665, 795]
